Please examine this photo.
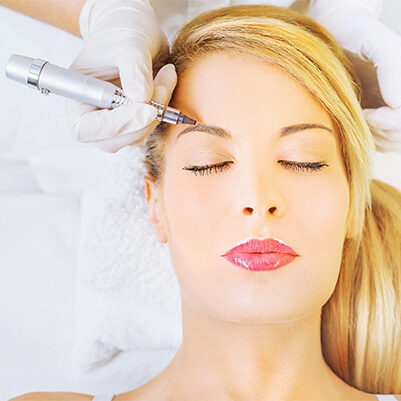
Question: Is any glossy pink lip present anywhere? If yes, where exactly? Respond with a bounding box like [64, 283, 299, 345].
[222, 237, 299, 271]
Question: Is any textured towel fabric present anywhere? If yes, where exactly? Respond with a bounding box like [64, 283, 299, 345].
[73, 144, 182, 374]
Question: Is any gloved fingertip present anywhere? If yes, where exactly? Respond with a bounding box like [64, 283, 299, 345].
[362, 108, 375, 121]
[163, 63, 176, 71]
[364, 110, 382, 128]
[153, 67, 177, 100]
[364, 106, 401, 132]
[384, 94, 401, 110]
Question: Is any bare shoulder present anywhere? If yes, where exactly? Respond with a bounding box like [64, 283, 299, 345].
[8, 392, 94, 401]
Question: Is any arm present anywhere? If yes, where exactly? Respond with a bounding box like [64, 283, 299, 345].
[0, 0, 86, 37]
[8, 391, 94, 401]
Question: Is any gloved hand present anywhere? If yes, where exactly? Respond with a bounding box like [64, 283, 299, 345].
[310, 0, 401, 152]
[65, 0, 176, 153]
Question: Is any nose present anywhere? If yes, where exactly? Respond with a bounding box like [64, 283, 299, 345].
[240, 168, 284, 219]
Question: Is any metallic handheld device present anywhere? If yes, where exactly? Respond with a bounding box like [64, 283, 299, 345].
[5, 53, 197, 125]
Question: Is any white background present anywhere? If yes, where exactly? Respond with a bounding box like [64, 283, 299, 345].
[1, 1, 401, 400]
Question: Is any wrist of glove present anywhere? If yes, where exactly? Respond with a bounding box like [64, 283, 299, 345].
[82, 0, 166, 61]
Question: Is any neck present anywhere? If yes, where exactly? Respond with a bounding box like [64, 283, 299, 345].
[151, 301, 356, 401]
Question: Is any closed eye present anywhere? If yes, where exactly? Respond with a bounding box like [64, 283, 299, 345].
[182, 160, 329, 176]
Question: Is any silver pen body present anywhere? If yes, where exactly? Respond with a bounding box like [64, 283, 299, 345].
[5, 54, 196, 125]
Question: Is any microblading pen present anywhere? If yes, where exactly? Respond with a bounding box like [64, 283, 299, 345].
[5, 53, 197, 126]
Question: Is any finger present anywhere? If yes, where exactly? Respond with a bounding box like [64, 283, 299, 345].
[88, 74, 176, 153]
[65, 98, 98, 139]
[152, 64, 177, 104]
[115, 47, 154, 103]
[375, 54, 401, 109]
[376, 129, 401, 149]
[365, 33, 401, 109]
[152, 85, 168, 104]
[372, 129, 401, 153]
[363, 107, 401, 131]
[94, 83, 173, 152]
[153, 64, 177, 90]
[87, 119, 160, 153]
[148, 64, 177, 108]
[65, 97, 157, 142]
[363, 108, 401, 153]
[384, 130, 401, 150]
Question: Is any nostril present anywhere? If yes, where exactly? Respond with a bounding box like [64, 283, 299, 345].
[244, 206, 277, 215]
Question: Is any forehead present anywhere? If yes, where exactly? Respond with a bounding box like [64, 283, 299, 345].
[169, 51, 334, 138]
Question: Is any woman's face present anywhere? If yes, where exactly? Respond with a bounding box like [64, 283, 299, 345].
[145, 51, 350, 323]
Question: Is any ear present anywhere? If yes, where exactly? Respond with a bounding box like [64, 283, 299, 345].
[144, 173, 168, 244]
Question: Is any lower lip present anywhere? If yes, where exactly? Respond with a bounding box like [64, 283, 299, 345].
[223, 252, 297, 271]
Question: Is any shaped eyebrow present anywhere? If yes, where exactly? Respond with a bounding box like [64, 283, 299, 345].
[175, 122, 334, 142]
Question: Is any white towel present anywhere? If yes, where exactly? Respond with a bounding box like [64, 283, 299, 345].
[73, 143, 182, 374]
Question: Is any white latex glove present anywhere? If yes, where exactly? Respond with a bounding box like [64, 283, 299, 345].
[65, 0, 175, 153]
[310, 0, 401, 152]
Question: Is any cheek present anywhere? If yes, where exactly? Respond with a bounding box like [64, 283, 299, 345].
[287, 173, 349, 242]
[287, 172, 349, 294]
[162, 170, 225, 295]
[284, 172, 349, 308]
[163, 171, 223, 241]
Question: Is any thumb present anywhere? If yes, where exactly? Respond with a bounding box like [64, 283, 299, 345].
[363, 106, 401, 131]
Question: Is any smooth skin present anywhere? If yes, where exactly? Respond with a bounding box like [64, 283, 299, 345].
[0, 0, 85, 37]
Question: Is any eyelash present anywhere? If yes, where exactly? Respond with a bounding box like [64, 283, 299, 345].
[182, 160, 329, 176]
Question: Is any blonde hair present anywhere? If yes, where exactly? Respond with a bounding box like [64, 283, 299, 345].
[143, 5, 401, 394]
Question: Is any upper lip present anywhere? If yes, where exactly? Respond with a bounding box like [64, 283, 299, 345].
[223, 237, 298, 256]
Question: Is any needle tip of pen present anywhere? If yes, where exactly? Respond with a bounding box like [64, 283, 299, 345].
[178, 114, 197, 125]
